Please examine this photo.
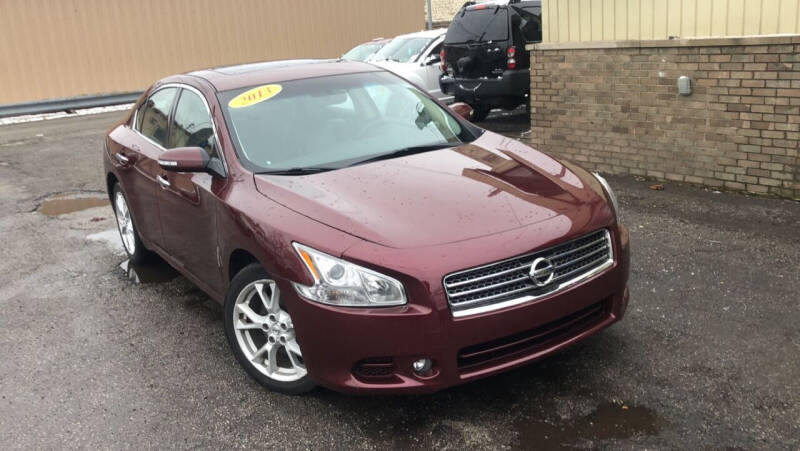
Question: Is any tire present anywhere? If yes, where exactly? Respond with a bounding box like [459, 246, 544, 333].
[470, 104, 491, 121]
[112, 183, 151, 265]
[224, 263, 315, 395]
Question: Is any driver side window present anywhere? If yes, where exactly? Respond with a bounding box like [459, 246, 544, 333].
[427, 42, 443, 63]
[168, 89, 218, 159]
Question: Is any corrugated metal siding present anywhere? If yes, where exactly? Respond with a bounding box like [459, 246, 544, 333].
[543, 0, 800, 43]
[0, 0, 422, 104]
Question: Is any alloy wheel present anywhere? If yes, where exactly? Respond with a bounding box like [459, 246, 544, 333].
[232, 280, 307, 382]
[114, 190, 136, 255]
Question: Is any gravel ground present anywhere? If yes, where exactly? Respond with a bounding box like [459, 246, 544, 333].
[0, 108, 798, 449]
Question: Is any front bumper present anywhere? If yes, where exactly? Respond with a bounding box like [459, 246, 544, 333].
[284, 223, 630, 395]
[440, 69, 530, 107]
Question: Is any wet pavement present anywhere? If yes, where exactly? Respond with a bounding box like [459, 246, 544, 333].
[120, 259, 179, 284]
[514, 403, 662, 450]
[38, 194, 109, 217]
[0, 108, 798, 449]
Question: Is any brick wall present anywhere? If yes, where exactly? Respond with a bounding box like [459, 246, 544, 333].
[424, 0, 463, 24]
[528, 36, 800, 199]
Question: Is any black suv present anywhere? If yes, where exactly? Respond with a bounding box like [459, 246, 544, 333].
[440, 0, 542, 120]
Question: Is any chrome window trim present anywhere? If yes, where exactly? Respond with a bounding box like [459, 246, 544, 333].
[418, 35, 445, 65]
[445, 229, 614, 318]
[131, 83, 228, 176]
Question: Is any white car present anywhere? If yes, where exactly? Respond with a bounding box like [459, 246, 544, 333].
[369, 29, 453, 104]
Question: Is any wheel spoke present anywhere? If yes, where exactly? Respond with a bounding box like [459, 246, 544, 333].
[286, 342, 306, 373]
[266, 343, 279, 374]
[234, 319, 262, 330]
[254, 282, 274, 313]
[285, 338, 302, 357]
[236, 303, 266, 324]
[287, 352, 304, 371]
[268, 282, 281, 313]
[255, 281, 281, 313]
[252, 342, 271, 362]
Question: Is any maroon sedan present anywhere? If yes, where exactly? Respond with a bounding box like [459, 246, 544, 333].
[104, 60, 630, 395]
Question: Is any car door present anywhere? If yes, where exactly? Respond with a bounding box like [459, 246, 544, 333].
[420, 38, 449, 102]
[111, 87, 179, 249]
[156, 86, 224, 292]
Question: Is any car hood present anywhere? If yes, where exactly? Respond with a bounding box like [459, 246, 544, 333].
[371, 60, 419, 76]
[254, 131, 611, 249]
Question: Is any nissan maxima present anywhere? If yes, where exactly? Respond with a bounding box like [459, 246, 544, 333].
[104, 59, 630, 394]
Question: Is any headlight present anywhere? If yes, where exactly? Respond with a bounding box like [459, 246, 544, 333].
[291, 243, 407, 307]
[593, 172, 619, 214]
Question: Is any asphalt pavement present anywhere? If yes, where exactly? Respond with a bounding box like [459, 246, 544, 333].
[0, 108, 798, 449]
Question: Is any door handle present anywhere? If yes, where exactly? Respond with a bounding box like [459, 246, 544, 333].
[114, 153, 130, 164]
[156, 175, 171, 188]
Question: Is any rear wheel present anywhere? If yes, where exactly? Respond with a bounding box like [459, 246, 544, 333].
[224, 263, 315, 395]
[112, 183, 151, 264]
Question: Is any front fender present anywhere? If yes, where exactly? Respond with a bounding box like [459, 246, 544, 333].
[216, 180, 363, 296]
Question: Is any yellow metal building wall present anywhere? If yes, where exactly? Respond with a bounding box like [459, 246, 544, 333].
[543, 0, 800, 43]
[0, 0, 423, 104]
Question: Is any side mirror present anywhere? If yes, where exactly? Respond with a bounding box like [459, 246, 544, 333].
[449, 102, 474, 121]
[423, 54, 441, 66]
[158, 147, 209, 173]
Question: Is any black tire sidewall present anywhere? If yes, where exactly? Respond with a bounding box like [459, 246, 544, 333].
[223, 263, 315, 395]
[471, 105, 491, 121]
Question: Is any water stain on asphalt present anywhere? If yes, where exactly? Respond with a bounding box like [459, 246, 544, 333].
[514, 403, 661, 450]
[120, 259, 178, 284]
[39, 196, 108, 216]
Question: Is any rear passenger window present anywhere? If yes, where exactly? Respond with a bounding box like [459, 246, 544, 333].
[169, 89, 217, 159]
[138, 88, 178, 147]
[518, 7, 542, 42]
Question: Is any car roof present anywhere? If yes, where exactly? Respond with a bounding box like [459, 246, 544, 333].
[187, 59, 382, 92]
[392, 28, 447, 39]
[469, 0, 541, 7]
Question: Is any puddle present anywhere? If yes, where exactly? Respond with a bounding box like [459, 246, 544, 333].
[514, 403, 661, 450]
[39, 195, 108, 216]
[120, 259, 179, 284]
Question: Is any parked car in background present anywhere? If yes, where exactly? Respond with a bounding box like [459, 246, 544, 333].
[341, 38, 391, 62]
[369, 29, 453, 103]
[105, 59, 629, 395]
[440, 0, 542, 120]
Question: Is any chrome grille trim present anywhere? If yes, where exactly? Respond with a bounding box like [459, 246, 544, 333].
[443, 229, 614, 317]
[447, 275, 530, 298]
[445, 262, 531, 288]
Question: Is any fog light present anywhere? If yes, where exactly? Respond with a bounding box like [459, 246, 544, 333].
[412, 358, 432, 374]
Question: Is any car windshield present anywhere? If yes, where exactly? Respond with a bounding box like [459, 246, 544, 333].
[219, 71, 473, 173]
[370, 37, 432, 63]
[342, 42, 383, 62]
[445, 7, 509, 44]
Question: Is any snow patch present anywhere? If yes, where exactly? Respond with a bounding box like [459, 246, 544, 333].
[87, 229, 125, 255]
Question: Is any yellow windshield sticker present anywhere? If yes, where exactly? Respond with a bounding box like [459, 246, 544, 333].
[228, 84, 282, 108]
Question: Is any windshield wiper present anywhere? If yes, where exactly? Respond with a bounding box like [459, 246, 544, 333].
[348, 143, 459, 167]
[258, 167, 336, 175]
[473, 5, 502, 43]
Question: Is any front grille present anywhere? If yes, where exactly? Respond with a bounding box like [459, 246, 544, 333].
[457, 300, 608, 372]
[443, 229, 613, 316]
